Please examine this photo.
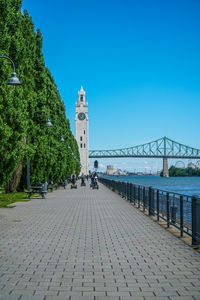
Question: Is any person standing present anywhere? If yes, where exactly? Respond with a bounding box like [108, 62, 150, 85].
[71, 171, 76, 185]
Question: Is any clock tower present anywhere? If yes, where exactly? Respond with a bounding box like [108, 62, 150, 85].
[75, 86, 89, 175]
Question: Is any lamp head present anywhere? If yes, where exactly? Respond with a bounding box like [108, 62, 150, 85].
[7, 72, 21, 85]
[46, 118, 53, 127]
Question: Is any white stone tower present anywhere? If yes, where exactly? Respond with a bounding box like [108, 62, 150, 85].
[75, 86, 89, 175]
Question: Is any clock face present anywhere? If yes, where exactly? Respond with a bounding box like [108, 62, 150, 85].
[78, 112, 86, 120]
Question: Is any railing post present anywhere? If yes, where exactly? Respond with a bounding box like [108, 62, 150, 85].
[143, 187, 146, 212]
[121, 181, 123, 197]
[157, 190, 159, 221]
[152, 189, 155, 215]
[127, 183, 130, 201]
[192, 196, 200, 246]
[123, 182, 126, 198]
[136, 186, 138, 205]
[138, 186, 140, 208]
[130, 183, 133, 202]
[117, 181, 119, 194]
[149, 186, 154, 216]
[167, 192, 170, 228]
[112, 180, 114, 190]
[133, 185, 136, 205]
[180, 195, 183, 238]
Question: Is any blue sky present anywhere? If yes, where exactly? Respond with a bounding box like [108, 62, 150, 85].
[22, 0, 200, 172]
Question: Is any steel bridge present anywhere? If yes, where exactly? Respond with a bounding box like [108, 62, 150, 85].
[89, 136, 200, 159]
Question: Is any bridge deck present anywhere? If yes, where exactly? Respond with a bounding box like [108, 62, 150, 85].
[0, 183, 200, 300]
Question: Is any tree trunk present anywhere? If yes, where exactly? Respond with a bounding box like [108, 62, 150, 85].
[4, 160, 23, 193]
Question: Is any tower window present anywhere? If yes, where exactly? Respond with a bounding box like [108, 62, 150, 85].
[84, 130, 85, 134]
[84, 143, 86, 148]
[80, 136, 82, 141]
[80, 143, 82, 148]
[80, 95, 83, 101]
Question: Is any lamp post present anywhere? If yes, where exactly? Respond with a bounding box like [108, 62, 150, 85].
[27, 110, 52, 191]
[67, 145, 81, 176]
[0, 56, 21, 85]
[56, 133, 65, 183]
[67, 145, 75, 173]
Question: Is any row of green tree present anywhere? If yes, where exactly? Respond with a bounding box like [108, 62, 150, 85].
[0, 0, 80, 193]
[160, 166, 200, 177]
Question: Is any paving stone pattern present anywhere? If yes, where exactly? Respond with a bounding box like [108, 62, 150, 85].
[0, 182, 200, 300]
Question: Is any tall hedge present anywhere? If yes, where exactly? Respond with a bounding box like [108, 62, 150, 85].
[0, 0, 80, 192]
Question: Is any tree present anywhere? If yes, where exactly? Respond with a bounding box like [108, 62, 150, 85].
[0, 0, 27, 192]
[160, 165, 200, 177]
[0, 0, 80, 192]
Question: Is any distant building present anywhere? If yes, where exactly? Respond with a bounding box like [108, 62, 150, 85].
[106, 165, 115, 175]
[113, 169, 127, 176]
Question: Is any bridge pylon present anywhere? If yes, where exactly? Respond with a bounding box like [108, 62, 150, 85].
[163, 158, 169, 178]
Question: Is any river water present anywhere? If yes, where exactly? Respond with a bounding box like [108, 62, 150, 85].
[105, 176, 200, 197]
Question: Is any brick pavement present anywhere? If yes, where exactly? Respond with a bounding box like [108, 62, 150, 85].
[0, 182, 199, 300]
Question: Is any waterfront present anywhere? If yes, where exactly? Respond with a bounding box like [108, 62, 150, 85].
[105, 176, 200, 197]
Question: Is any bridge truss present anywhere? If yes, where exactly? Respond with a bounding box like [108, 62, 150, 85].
[89, 137, 200, 159]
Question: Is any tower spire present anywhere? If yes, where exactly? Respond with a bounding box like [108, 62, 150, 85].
[78, 86, 86, 106]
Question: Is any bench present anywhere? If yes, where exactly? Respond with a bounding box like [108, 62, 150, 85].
[26, 184, 47, 199]
[47, 182, 58, 192]
[57, 180, 67, 189]
[48, 180, 67, 191]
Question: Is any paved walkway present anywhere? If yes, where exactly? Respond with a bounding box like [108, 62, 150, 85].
[0, 182, 200, 300]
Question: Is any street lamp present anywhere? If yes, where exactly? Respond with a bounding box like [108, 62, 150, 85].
[60, 136, 65, 142]
[27, 110, 53, 191]
[34, 110, 53, 127]
[56, 131, 65, 142]
[0, 56, 21, 85]
[46, 118, 53, 127]
[67, 145, 75, 172]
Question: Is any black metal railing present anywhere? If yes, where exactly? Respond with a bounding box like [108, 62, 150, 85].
[99, 177, 200, 246]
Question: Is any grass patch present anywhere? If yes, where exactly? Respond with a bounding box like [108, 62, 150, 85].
[0, 192, 29, 208]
